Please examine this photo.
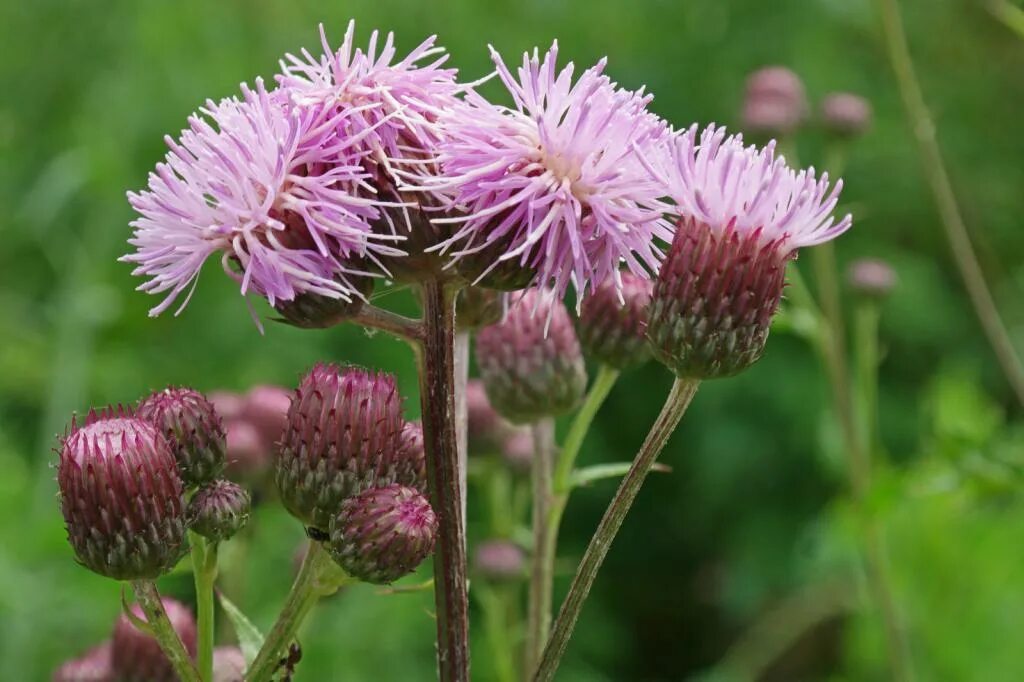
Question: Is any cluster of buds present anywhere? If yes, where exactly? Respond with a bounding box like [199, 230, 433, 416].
[136, 387, 226, 486]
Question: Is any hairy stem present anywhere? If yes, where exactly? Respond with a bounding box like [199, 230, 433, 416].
[533, 377, 700, 681]
[416, 279, 470, 682]
[351, 304, 424, 343]
[877, 0, 1024, 407]
[525, 418, 556, 677]
[190, 533, 218, 682]
[131, 580, 201, 682]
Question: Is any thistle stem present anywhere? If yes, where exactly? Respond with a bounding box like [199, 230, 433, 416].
[525, 417, 556, 677]
[131, 580, 201, 682]
[455, 330, 471, 533]
[478, 585, 518, 682]
[533, 377, 700, 681]
[416, 279, 470, 682]
[246, 541, 335, 682]
[190, 533, 218, 682]
[351, 304, 424, 343]
[553, 365, 621, 495]
[877, 0, 1024, 408]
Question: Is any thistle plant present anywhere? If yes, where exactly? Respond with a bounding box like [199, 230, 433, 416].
[53, 18, 864, 682]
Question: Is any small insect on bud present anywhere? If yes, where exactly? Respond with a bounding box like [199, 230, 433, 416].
[137, 387, 226, 486]
[741, 66, 807, 137]
[820, 92, 872, 138]
[52, 642, 112, 682]
[846, 258, 897, 299]
[274, 272, 375, 329]
[578, 272, 654, 370]
[212, 646, 246, 682]
[275, 364, 406, 531]
[112, 598, 197, 682]
[476, 289, 587, 423]
[58, 409, 188, 580]
[187, 479, 251, 542]
[473, 539, 526, 582]
[328, 484, 438, 584]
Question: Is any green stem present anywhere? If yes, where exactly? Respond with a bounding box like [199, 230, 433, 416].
[853, 299, 882, 454]
[525, 418, 556, 676]
[246, 541, 336, 682]
[131, 580, 201, 682]
[552, 365, 621, 495]
[478, 585, 518, 682]
[190, 533, 218, 682]
[533, 377, 700, 681]
[877, 0, 1024, 408]
[350, 304, 424, 344]
[986, 0, 1024, 40]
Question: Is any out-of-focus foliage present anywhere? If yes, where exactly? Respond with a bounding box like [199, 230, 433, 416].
[2, 0, 1024, 680]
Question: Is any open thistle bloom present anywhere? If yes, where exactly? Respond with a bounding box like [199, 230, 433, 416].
[137, 387, 226, 486]
[646, 124, 852, 378]
[112, 598, 197, 682]
[275, 364, 418, 531]
[328, 483, 437, 584]
[424, 42, 672, 297]
[476, 289, 587, 423]
[124, 78, 398, 318]
[578, 271, 654, 370]
[57, 409, 187, 580]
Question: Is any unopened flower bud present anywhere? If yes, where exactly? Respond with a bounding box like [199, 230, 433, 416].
[274, 273, 375, 329]
[578, 272, 654, 369]
[58, 409, 187, 580]
[112, 598, 197, 682]
[648, 219, 789, 379]
[454, 231, 538, 292]
[456, 287, 503, 330]
[137, 387, 226, 486]
[499, 428, 533, 474]
[208, 392, 245, 422]
[395, 421, 428, 492]
[275, 364, 405, 531]
[742, 66, 807, 136]
[187, 479, 251, 542]
[476, 290, 587, 423]
[224, 419, 270, 481]
[473, 540, 526, 582]
[466, 379, 508, 454]
[53, 642, 112, 682]
[820, 92, 872, 138]
[328, 484, 437, 584]
[212, 646, 246, 682]
[847, 258, 897, 299]
[242, 385, 291, 446]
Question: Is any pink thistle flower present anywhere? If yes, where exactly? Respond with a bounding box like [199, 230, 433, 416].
[422, 42, 673, 300]
[124, 78, 398, 318]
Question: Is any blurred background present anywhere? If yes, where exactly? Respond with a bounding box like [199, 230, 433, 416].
[3, 0, 1024, 679]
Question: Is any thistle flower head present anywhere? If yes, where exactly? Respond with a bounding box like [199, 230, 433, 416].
[242, 384, 293, 445]
[847, 257, 897, 298]
[646, 125, 852, 378]
[187, 479, 252, 542]
[112, 598, 197, 682]
[476, 289, 587, 423]
[57, 409, 187, 580]
[473, 539, 526, 582]
[742, 66, 807, 136]
[273, 269, 375, 328]
[53, 642, 112, 682]
[327, 483, 437, 584]
[275, 364, 407, 530]
[578, 271, 654, 369]
[124, 78, 395, 318]
[820, 92, 872, 138]
[395, 420, 428, 492]
[137, 387, 226, 486]
[425, 42, 672, 298]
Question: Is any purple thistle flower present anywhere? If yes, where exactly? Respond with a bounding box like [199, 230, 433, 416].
[648, 123, 852, 254]
[124, 78, 398, 317]
[422, 42, 673, 300]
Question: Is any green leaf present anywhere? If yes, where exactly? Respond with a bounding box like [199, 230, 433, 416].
[217, 591, 265, 667]
[570, 462, 672, 489]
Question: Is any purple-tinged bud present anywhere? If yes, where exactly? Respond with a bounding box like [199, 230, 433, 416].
[476, 290, 587, 423]
[473, 540, 526, 582]
[466, 379, 509, 454]
[847, 258, 897, 299]
[208, 392, 245, 422]
[275, 364, 405, 531]
[187, 479, 251, 542]
[242, 385, 291, 446]
[395, 421, 428, 492]
[456, 287, 503, 330]
[274, 272, 375, 329]
[742, 66, 807, 136]
[328, 484, 437, 584]
[112, 598, 197, 682]
[648, 218, 790, 379]
[820, 92, 872, 138]
[212, 646, 246, 682]
[223, 419, 270, 481]
[578, 272, 654, 370]
[52, 642, 112, 682]
[137, 387, 226, 486]
[499, 428, 533, 474]
[58, 409, 187, 580]
[454, 229, 538, 292]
